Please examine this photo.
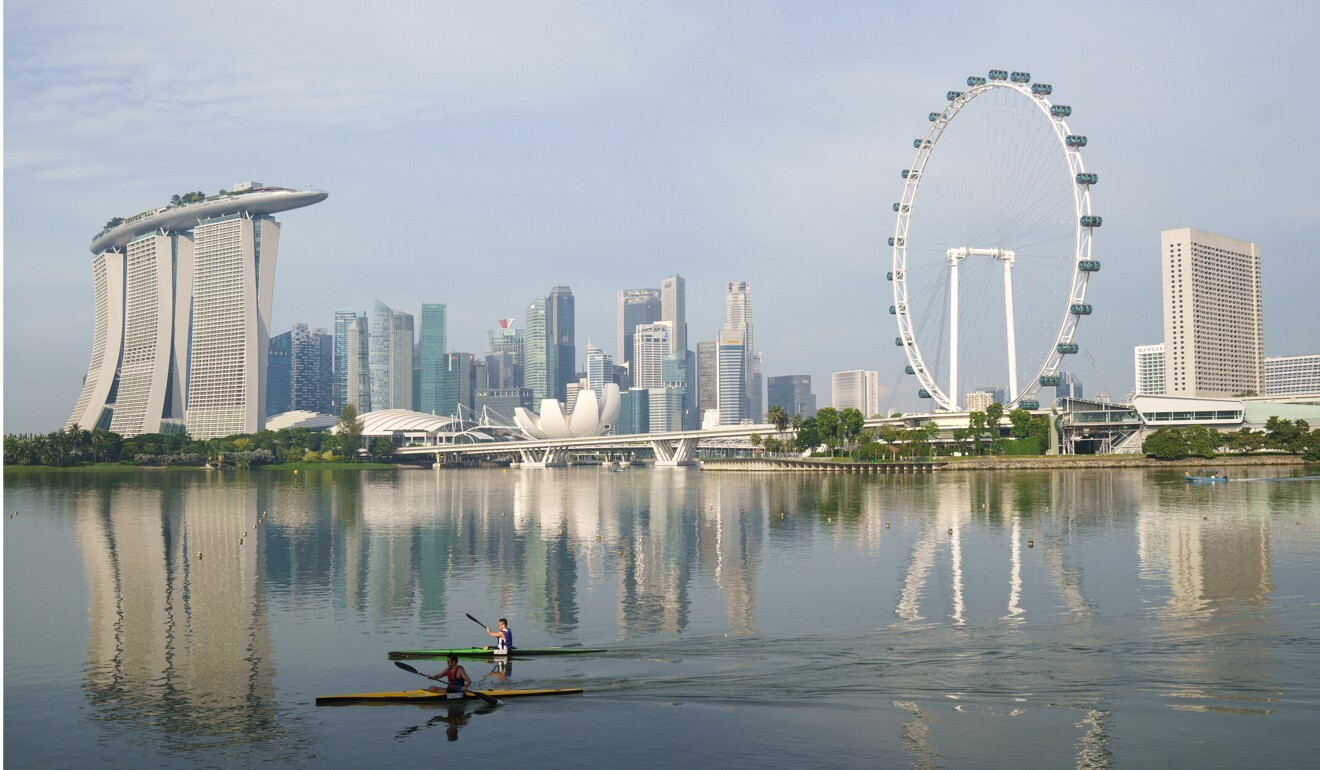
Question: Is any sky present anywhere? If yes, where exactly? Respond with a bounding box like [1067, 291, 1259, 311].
[5, 0, 1318, 434]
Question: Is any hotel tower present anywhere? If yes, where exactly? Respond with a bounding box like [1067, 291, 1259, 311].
[67, 184, 327, 438]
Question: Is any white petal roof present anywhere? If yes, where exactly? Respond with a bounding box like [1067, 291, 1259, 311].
[514, 384, 621, 439]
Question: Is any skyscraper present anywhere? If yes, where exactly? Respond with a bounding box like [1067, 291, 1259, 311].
[832, 370, 879, 417]
[68, 185, 326, 437]
[266, 331, 292, 417]
[697, 340, 718, 417]
[369, 300, 414, 410]
[1161, 227, 1264, 397]
[767, 375, 816, 418]
[524, 296, 553, 408]
[1265, 354, 1320, 396]
[1134, 343, 1166, 396]
[632, 322, 672, 390]
[1054, 370, 1084, 402]
[661, 274, 687, 355]
[717, 339, 747, 424]
[586, 343, 614, 401]
[290, 323, 332, 413]
[617, 289, 661, 371]
[418, 303, 448, 415]
[549, 286, 575, 402]
[718, 282, 757, 424]
[346, 315, 371, 412]
[333, 310, 362, 409]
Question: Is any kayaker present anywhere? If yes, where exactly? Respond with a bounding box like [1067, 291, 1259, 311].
[426, 655, 472, 693]
[485, 618, 513, 653]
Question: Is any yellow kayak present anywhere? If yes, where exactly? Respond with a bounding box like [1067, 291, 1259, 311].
[316, 688, 583, 705]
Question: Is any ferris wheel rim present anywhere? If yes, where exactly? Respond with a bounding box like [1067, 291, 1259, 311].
[890, 74, 1096, 412]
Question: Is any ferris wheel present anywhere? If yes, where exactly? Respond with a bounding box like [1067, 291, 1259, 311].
[889, 69, 1100, 412]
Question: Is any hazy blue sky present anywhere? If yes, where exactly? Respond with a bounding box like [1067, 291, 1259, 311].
[5, 0, 1317, 434]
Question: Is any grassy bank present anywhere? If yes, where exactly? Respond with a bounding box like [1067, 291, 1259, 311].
[6, 461, 398, 473]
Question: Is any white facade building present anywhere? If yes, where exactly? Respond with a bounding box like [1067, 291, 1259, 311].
[1265, 354, 1320, 395]
[1161, 227, 1264, 398]
[632, 322, 672, 390]
[965, 391, 995, 412]
[1135, 343, 1166, 396]
[832, 370, 880, 417]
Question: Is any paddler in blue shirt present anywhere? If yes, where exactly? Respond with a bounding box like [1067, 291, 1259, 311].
[426, 655, 472, 693]
[485, 618, 513, 653]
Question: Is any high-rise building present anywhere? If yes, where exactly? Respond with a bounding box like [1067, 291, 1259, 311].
[697, 340, 719, 417]
[1055, 371, 1084, 402]
[267, 331, 292, 417]
[718, 282, 757, 425]
[484, 318, 524, 384]
[750, 352, 764, 421]
[68, 186, 326, 437]
[632, 322, 672, 390]
[617, 289, 661, 370]
[436, 353, 475, 416]
[618, 388, 650, 435]
[1161, 227, 1264, 397]
[549, 286, 575, 402]
[369, 300, 414, 410]
[524, 297, 553, 409]
[717, 339, 748, 424]
[418, 303, 448, 415]
[586, 343, 614, 401]
[832, 370, 879, 417]
[332, 310, 362, 409]
[1134, 343, 1166, 396]
[290, 324, 332, 413]
[661, 274, 687, 355]
[1265, 354, 1320, 395]
[474, 388, 532, 422]
[965, 391, 995, 412]
[648, 387, 684, 433]
[767, 375, 816, 418]
[346, 315, 371, 412]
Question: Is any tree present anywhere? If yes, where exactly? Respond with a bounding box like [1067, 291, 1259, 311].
[338, 404, 365, 460]
[750, 432, 763, 449]
[794, 416, 821, 453]
[371, 437, 395, 459]
[815, 408, 840, 455]
[1143, 428, 1188, 460]
[985, 403, 1005, 454]
[839, 408, 865, 453]
[767, 405, 790, 442]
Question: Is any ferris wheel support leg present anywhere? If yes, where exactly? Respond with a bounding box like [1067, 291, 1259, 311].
[948, 255, 960, 410]
[1003, 258, 1018, 402]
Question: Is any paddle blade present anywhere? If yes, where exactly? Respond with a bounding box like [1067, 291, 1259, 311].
[394, 661, 422, 676]
[471, 690, 500, 707]
[465, 613, 487, 629]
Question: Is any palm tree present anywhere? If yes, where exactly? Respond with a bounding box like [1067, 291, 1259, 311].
[766, 405, 790, 451]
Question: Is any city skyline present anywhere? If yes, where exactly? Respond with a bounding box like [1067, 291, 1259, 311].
[7, 2, 1320, 433]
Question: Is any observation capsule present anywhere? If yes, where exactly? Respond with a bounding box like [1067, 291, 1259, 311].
[967, 76, 987, 86]
[913, 138, 932, 149]
[886, 271, 894, 281]
[1071, 304, 1093, 315]
[1032, 83, 1053, 95]
[905, 365, 916, 375]
[988, 69, 1009, 81]
[902, 169, 920, 179]
[1010, 71, 1031, 83]
[1019, 400, 1040, 410]
[947, 91, 963, 101]
[1057, 343, 1079, 355]
[918, 389, 932, 399]
[1065, 135, 1088, 148]
[1080, 215, 1103, 228]
[1050, 105, 1072, 117]
[893, 203, 910, 213]
[896, 337, 905, 347]
[929, 112, 944, 122]
[1075, 172, 1099, 185]
[1078, 260, 1102, 272]
[889, 305, 897, 315]
[1039, 375, 1061, 387]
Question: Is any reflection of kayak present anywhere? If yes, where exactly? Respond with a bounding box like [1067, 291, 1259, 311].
[388, 647, 606, 659]
[1184, 473, 1228, 483]
[317, 688, 583, 705]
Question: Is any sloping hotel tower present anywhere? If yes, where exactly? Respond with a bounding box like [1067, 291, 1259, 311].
[67, 184, 327, 438]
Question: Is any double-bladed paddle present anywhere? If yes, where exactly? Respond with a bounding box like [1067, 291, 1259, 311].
[467, 612, 514, 652]
[393, 660, 499, 707]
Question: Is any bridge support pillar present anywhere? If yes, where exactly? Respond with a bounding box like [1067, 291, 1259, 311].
[651, 437, 698, 466]
[519, 447, 568, 468]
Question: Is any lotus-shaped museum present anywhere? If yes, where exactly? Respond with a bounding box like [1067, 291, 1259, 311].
[514, 385, 620, 439]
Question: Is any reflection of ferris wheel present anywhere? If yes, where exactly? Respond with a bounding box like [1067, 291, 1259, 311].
[890, 69, 1100, 412]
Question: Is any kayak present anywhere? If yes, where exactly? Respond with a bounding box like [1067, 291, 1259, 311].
[388, 647, 607, 659]
[316, 687, 583, 705]
[1184, 473, 1228, 483]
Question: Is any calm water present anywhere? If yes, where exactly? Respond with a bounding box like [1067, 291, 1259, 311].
[5, 465, 1319, 768]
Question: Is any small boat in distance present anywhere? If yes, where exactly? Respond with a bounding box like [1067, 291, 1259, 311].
[1184, 471, 1228, 483]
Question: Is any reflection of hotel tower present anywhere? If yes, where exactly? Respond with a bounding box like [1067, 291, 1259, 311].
[73, 479, 276, 737]
[1137, 499, 1273, 614]
[698, 479, 763, 635]
[67, 185, 327, 438]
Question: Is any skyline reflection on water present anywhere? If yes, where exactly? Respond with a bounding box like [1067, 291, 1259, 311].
[5, 466, 1319, 767]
